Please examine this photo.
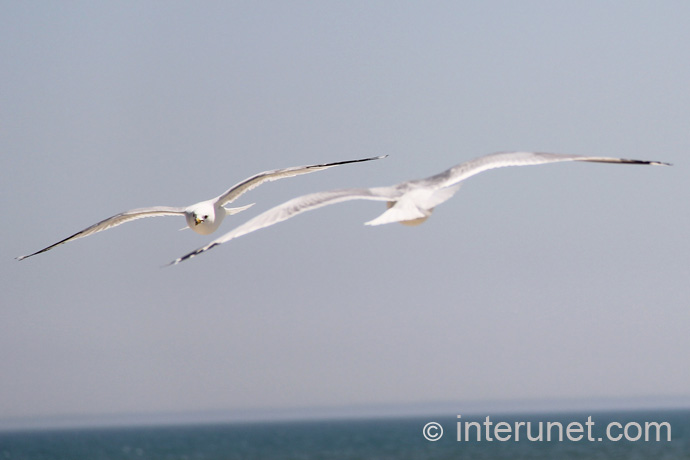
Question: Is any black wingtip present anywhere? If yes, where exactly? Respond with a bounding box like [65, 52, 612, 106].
[167, 243, 219, 267]
[310, 155, 389, 170]
[585, 157, 673, 166]
[625, 159, 672, 166]
[347, 154, 388, 162]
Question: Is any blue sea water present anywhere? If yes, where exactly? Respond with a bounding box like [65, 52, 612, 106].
[1, 409, 688, 459]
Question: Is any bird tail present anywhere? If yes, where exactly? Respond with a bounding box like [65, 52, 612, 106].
[223, 203, 255, 215]
[364, 184, 461, 226]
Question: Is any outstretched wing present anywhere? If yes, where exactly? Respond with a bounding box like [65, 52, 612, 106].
[17, 206, 186, 260]
[215, 155, 387, 206]
[170, 187, 395, 265]
[170, 151, 671, 265]
[428, 151, 670, 189]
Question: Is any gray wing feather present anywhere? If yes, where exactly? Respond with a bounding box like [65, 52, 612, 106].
[171, 187, 395, 265]
[215, 155, 387, 206]
[17, 206, 186, 260]
[430, 151, 670, 188]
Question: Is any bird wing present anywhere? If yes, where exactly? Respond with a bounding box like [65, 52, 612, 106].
[170, 187, 395, 265]
[214, 155, 387, 206]
[17, 206, 186, 260]
[170, 151, 671, 265]
[429, 151, 670, 189]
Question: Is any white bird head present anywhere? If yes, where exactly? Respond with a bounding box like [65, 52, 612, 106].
[185, 202, 223, 235]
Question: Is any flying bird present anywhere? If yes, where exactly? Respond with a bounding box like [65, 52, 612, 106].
[170, 151, 670, 265]
[17, 155, 386, 260]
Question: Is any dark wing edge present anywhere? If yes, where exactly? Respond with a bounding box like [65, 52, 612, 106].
[169, 187, 394, 266]
[215, 155, 388, 206]
[434, 151, 671, 188]
[17, 206, 185, 261]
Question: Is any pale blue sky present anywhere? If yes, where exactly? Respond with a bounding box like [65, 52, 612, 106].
[2, 1, 689, 428]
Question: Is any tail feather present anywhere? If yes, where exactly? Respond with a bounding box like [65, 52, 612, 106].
[365, 200, 428, 226]
[223, 203, 255, 216]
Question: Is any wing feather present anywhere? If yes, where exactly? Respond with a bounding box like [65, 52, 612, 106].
[17, 206, 186, 260]
[429, 151, 670, 188]
[170, 187, 395, 265]
[215, 155, 387, 206]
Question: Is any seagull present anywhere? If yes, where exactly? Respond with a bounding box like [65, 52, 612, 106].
[17, 155, 386, 260]
[170, 151, 670, 265]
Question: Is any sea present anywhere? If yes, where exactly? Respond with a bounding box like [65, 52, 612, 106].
[1, 409, 688, 459]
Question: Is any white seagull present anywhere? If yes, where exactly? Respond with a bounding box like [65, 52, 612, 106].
[17, 155, 386, 260]
[170, 151, 670, 265]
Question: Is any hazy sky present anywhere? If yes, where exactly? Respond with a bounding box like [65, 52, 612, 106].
[2, 2, 689, 427]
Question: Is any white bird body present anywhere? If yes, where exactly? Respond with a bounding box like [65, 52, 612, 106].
[17, 155, 385, 260]
[170, 151, 670, 265]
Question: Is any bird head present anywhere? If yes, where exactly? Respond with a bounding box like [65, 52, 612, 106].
[186, 202, 222, 235]
[193, 212, 208, 226]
